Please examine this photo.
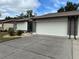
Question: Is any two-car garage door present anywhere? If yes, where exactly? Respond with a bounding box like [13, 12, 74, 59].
[36, 17, 68, 36]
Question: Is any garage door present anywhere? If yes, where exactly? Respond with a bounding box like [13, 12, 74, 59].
[36, 18, 67, 36]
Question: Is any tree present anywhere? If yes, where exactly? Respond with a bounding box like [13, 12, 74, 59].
[18, 13, 24, 19]
[58, 7, 64, 12]
[57, 2, 79, 12]
[4, 10, 35, 20]
[26, 10, 35, 18]
[15, 10, 35, 19]
[65, 2, 79, 11]
[27, 10, 32, 17]
[26, 10, 35, 32]
[5, 16, 13, 20]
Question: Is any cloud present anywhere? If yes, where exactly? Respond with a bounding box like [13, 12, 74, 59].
[0, 12, 11, 19]
[0, 0, 78, 19]
[0, 0, 41, 19]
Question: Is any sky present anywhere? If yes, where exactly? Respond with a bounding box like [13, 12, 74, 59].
[0, 0, 79, 19]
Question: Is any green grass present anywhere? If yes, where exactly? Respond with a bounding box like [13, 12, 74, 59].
[0, 32, 20, 43]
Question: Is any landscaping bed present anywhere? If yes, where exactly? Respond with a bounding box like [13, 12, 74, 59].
[0, 32, 21, 43]
[0, 27, 32, 43]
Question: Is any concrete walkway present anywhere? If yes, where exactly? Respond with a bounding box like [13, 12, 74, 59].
[73, 39, 79, 59]
[0, 35, 73, 59]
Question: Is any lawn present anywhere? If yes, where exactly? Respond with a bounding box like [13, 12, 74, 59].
[0, 32, 20, 43]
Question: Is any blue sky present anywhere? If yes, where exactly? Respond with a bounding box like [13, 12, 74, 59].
[34, 0, 79, 15]
[0, 0, 79, 19]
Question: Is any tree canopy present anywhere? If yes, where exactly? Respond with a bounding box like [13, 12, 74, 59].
[57, 7, 64, 12]
[17, 10, 35, 19]
[58, 2, 79, 12]
[5, 10, 35, 20]
[5, 16, 13, 20]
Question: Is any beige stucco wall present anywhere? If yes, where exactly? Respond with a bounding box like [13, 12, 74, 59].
[0, 24, 2, 27]
[3, 23, 14, 30]
[0, 24, 2, 30]
[16, 22, 27, 31]
[3, 22, 27, 31]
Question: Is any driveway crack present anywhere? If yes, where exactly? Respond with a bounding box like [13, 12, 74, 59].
[25, 49, 55, 59]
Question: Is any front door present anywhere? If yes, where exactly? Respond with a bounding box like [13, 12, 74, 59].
[27, 21, 33, 32]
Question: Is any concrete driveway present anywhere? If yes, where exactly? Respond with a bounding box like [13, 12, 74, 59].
[0, 35, 72, 59]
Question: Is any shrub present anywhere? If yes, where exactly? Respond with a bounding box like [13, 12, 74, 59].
[4, 30, 7, 32]
[17, 30, 24, 36]
[8, 28, 15, 36]
[0, 30, 7, 32]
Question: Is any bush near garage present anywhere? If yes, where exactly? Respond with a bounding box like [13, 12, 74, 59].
[8, 28, 15, 36]
[16, 30, 24, 36]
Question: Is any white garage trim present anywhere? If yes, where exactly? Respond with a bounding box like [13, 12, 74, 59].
[36, 17, 68, 36]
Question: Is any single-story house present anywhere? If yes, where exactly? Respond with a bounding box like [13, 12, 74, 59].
[0, 11, 79, 39]
[0, 18, 33, 32]
[32, 11, 79, 39]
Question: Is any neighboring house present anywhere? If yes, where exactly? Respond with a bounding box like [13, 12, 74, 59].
[32, 11, 79, 39]
[0, 18, 32, 32]
[3, 23, 14, 30]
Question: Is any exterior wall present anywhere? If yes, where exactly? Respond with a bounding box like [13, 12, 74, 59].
[16, 22, 27, 31]
[0, 24, 2, 30]
[0, 24, 2, 27]
[3, 23, 14, 30]
[36, 17, 68, 36]
[78, 16, 79, 37]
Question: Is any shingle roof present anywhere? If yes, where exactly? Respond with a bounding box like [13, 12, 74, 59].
[32, 11, 79, 19]
[0, 18, 30, 23]
[0, 11, 79, 23]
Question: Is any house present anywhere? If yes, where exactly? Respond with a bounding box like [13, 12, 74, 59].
[0, 18, 33, 32]
[32, 11, 79, 39]
[0, 11, 79, 39]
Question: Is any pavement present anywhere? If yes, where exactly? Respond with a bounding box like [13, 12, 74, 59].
[0, 35, 76, 59]
[73, 39, 79, 59]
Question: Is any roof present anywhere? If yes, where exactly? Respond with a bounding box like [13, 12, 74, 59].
[0, 18, 31, 23]
[0, 11, 79, 23]
[32, 11, 79, 19]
